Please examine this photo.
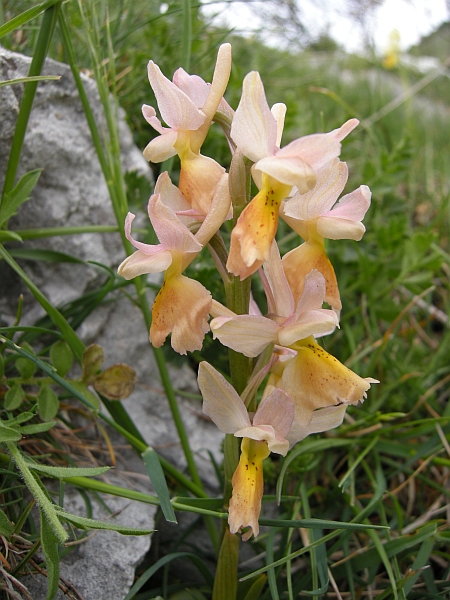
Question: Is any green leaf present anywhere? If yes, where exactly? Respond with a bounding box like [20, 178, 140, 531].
[20, 421, 57, 435]
[0, 0, 62, 39]
[40, 509, 61, 600]
[25, 461, 111, 479]
[4, 382, 25, 410]
[8, 248, 86, 264]
[69, 380, 100, 411]
[56, 509, 154, 535]
[0, 353, 4, 378]
[0, 170, 42, 227]
[212, 528, 239, 600]
[0, 426, 21, 442]
[37, 384, 59, 421]
[242, 575, 267, 600]
[50, 340, 73, 377]
[142, 447, 177, 524]
[0, 230, 23, 243]
[15, 342, 37, 379]
[0, 76, 61, 88]
[0, 509, 14, 538]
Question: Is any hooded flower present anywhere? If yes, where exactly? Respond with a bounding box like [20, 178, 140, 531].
[142, 44, 232, 216]
[118, 172, 230, 354]
[281, 159, 371, 309]
[198, 361, 295, 540]
[227, 70, 359, 278]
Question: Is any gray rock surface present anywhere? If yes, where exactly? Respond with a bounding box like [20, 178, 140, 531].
[0, 48, 224, 599]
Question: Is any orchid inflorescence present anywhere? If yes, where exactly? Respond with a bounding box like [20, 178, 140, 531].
[118, 44, 377, 542]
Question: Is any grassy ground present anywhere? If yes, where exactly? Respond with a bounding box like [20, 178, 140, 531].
[0, 1, 449, 598]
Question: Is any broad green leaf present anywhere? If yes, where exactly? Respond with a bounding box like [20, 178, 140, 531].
[25, 461, 111, 478]
[93, 364, 136, 400]
[142, 447, 177, 524]
[4, 382, 25, 410]
[20, 421, 57, 435]
[0, 509, 13, 538]
[56, 509, 154, 535]
[40, 509, 61, 600]
[0, 170, 42, 227]
[0, 426, 21, 442]
[4, 411, 35, 426]
[37, 384, 59, 421]
[15, 342, 36, 379]
[50, 340, 73, 377]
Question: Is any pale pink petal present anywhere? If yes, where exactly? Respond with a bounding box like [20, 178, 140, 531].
[200, 43, 232, 122]
[142, 105, 168, 134]
[283, 160, 348, 220]
[195, 174, 231, 246]
[287, 404, 348, 446]
[147, 61, 206, 130]
[331, 118, 359, 142]
[277, 133, 342, 177]
[230, 71, 277, 163]
[278, 310, 338, 347]
[210, 300, 235, 318]
[253, 389, 294, 440]
[172, 68, 209, 108]
[154, 171, 191, 214]
[263, 242, 294, 318]
[254, 155, 315, 193]
[198, 362, 250, 433]
[210, 315, 280, 357]
[271, 103, 286, 148]
[292, 270, 327, 318]
[143, 130, 178, 163]
[316, 217, 366, 241]
[234, 425, 290, 456]
[117, 248, 172, 279]
[148, 193, 202, 255]
[324, 185, 371, 221]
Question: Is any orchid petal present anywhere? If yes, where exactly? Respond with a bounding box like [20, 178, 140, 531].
[331, 118, 359, 142]
[172, 68, 209, 108]
[278, 310, 338, 347]
[117, 248, 172, 279]
[271, 103, 286, 148]
[324, 185, 371, 220]
[210, 315, 280, 357]
[316, 217, 366, 241]
[253, 389, 294, 441]
[154, 171, 191, 215]
[142, 105, 168, 134]
[195, 174, 231, 246]
[198, 362, 251, 433]
[150, 274, 211, 354]
[263, 242, 294, 318]
[254, 155, 315, 193]
[143, 130, 178, 163]
[277, 133, 342, 174]
[230, 71, 278, 162]
[178, 153, 225, 216]
[147, 61, 206, 131]
[283, 160, 348, 220]
[287, 404, 348, 446]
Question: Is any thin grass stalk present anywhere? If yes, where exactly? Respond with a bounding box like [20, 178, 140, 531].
[181, 0, 192, 71]
[1, 2, 61, 200]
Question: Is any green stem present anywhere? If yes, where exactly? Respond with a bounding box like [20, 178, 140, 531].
[181, 0, 192, 71]
[6, 442, 68, 543]
[1, 3, 61, 200]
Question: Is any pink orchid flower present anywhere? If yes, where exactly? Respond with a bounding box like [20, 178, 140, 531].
[118, 172, 230, 354]
[281, 159, 371, 310]
[211, 242, 339, 357]
[198, 361, 295, 540]
[227, 70, 359, 278]
[142, 44, 232, 216]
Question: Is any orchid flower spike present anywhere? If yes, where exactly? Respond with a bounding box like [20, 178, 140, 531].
[142, 44, 232, 216]
[118, 172, 230, 354]
[198, 361, 295, 540]
[227, 70, 359, 279]
[281, 159, 371, 310]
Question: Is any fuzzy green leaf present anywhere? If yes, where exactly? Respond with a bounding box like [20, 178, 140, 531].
[25, 461, 111, 479]
[0, 510, 14, 538]
[37, 384, 59, 421]
[40, 509, 61, 600]
[4, 382, 25, 410]
[56, 509, 154, 535]
[50, 340, 73, 377]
